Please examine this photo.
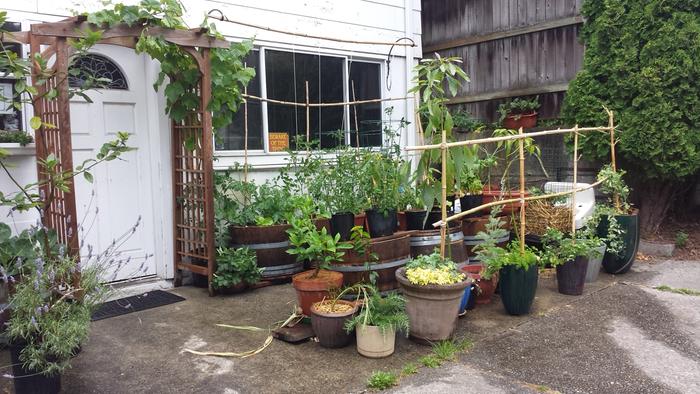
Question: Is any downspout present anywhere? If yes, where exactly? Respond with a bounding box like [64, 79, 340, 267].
[404, 0, 415, 152]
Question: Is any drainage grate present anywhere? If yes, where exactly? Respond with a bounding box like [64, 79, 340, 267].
[91, 290, 185, 321]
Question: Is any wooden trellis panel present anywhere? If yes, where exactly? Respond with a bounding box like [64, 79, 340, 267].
[29, 34, 80, 255]
[172, 53, 216, 294]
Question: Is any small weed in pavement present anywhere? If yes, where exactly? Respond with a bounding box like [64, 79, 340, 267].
[367, 371, 398, 390]
[401, 362, 418, 376]
[654, 285, 700, 296]
[420, 355, 441, 368]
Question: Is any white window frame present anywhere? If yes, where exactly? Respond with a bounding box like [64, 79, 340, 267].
[214, 46, 385, 164]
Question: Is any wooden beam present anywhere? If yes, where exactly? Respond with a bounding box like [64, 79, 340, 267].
[446, 82, 570, 105]
[30, 22, 230, 49]
[423, 16, 583, 53]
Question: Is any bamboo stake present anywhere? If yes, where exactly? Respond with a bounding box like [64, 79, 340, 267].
[571, 125, 579, 237]
[433, 178, 608, 228]
[243, 79, 249, 190]
[305, 81, 310, 146]
[351, 80, 360, 148]
[241, 93, 413, 108]
[405, 126, 612, 152]
[518, 127, 526, 254]
[606, 108, 621, 212]
[440, 129, 447, 258]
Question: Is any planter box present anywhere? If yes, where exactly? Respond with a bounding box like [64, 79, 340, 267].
[0, 143, 36, 156]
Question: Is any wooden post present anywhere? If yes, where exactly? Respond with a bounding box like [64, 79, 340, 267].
[305, 81, 310, 148]
[200, 48, 216, 296]
[572, 125, 578, 238]
[351, 80, 360, 148]
[518, 127, 526, 254]
[440, 129, 447, 258]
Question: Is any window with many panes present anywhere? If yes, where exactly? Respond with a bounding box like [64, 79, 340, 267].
[216, 48, 382, 152]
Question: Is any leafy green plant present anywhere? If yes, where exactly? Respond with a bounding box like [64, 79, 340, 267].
[366, 371, 398, 390]
[432, 340, 461, 361]
[497, 96, 540, 123]
[561, 0, 700, 234]
[597, 164, 631, 214]
[540, 228, 602, 267]
[345, 290, 409, 336]
[401, 363, 418, 376]
[212, 247, 263, 289]
[452, 109, 485, 132]
[479, 241, 541, 280]
[585, 205, 626, 257]
[404, 252, 466, 286]
[420, 355, 442, 368]
[0, 130, 33, 145]
[675, 231, 689, 249]
[472, 207, 509, 280]
[364, 152, 407, 213]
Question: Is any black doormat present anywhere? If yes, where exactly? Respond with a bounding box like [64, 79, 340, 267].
[92, 290, 185, 321]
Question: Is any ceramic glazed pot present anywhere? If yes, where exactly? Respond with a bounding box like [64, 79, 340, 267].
[310, 300, 358, 348]
[499, 264, 538, 315]
[597, 210, 639, 274]
[292, 270, 344, 316]
[395, 267, 470, 343]
[356, 324, 396, 358]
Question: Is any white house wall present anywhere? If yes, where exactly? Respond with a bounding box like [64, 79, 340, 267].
[0, 0, 423, 280]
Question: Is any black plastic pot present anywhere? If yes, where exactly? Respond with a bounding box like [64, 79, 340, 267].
[556, 256, 589, 295]
[597, 211, 639, 274]
[10, 342, 61, 394]
[366, 208, 397, 238]
[330, 212, 355, 241]
[405, 210, 429, 231]
[310, 300, 357, 348]
[459, 194, 483, 217]
[499, 264, 538, 315]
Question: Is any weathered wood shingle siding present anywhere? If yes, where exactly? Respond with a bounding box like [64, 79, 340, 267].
[421, 0, 584, 122]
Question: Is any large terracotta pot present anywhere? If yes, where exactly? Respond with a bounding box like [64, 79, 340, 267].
[292, 270, 344, 316]
[395, 267, 470, 344]
[356, 324, 396, 358]
[502, 112, 538, 129]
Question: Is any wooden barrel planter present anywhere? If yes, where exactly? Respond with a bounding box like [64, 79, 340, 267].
[463, 215, 512, 263]
[229, 224, 300, 280]
[329, 232, 411, 292]
[410, 225, 468, 264]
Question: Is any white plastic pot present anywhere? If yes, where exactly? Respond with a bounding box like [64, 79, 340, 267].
[356, 324, 395, 358]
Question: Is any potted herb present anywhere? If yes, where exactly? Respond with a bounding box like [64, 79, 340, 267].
[541, 229, 601, 296]
[364, 152, 403, 238]
[288, 208, 353, 316]
[395, 252, 470, 343]
[479, 240, 541, 315]
[344, 286, 409, 358]
[497, 96, 540, 129]
[212, 247, 263, 294]
[595, 165, 639, 274]
[327, 149, 365, 241]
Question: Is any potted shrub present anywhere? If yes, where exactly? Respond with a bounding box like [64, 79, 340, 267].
[497, 96, 540, 129]
[364, 152, 404, 238]
[480, 240, 541, 315]
[310, 298, 358, 348]
[541, 229, 601, 296]
[212, 247, 264, 294]
[467, 208, 510, 304]
[395, 252, 471, 343]
[288, 209, 352, 316]
[345, 287, 409, 358]
[595, 165, 639, 274]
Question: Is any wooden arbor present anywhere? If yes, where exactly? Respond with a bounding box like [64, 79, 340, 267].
[11, 18, 224, 294]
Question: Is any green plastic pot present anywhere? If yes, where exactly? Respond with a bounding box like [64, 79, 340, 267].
[597, 210, 639, 274]
[499, 264, 538, 315]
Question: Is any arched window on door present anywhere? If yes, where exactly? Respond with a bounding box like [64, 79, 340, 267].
[68, 54, 128, 90]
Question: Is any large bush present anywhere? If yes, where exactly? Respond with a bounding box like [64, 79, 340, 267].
[562, 0, 700, 233]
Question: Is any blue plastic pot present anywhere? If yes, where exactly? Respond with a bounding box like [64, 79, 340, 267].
[459, 283, 474, 314]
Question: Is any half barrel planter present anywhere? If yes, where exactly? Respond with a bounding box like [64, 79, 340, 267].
[395, 267, 471, 344]
[229, 224, 300, 280]
[410, 224, 468, 265]
[329, 232, 411, 292]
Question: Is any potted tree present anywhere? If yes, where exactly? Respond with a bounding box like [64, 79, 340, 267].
[498, 96, 540, 129]
[212, 247, 264, 294]
[595, 165, 639, 274]
[288, 206, 353, 316]
[541, 229, 601, 296]
[345, 286, 409, 358]
[395, 252, 471, 343]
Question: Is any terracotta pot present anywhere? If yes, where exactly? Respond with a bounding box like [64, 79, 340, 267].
[460, 265, 498, 304]
[292, 270, 344, 316]
[481, 188, 530, 216]
[356, 324, 396, 358]
[310, 300, 358, 348]
[502, 112, 538, 129]
[395, 267, 470, 343]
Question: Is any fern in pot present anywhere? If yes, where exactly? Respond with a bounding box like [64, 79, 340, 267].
[344, 286, 409, 358]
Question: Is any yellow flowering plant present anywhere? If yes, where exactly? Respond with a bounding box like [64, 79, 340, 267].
[404, 252, 466, 286]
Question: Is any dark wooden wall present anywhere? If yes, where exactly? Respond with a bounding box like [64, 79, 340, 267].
[421, 0, 584, 123]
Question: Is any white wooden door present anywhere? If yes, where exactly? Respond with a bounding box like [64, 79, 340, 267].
[70, 45, 157, 282]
